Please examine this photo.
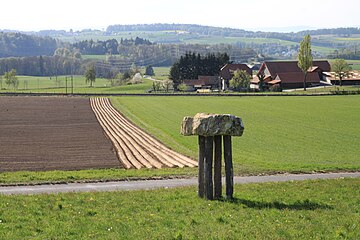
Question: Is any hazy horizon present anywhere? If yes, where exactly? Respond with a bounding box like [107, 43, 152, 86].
[1, 0, 359, 33]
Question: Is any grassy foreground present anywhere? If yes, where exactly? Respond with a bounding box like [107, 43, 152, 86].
[0, 178, 359, 239]
[112, 95, 360, 174]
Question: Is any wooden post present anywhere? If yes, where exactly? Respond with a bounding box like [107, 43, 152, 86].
[224, 135, 233, 199]
[204, 136, 214, 200]
[198, 136, 205, 198]
[214, 135, 222, 199]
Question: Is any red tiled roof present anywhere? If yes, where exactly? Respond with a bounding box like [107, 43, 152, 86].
[309, 66, 320, 72]
[275, 72, 321, 84]
[268, 79, 281, 84]
[264, 75, 272, 83]
[260, 60, 331, 78]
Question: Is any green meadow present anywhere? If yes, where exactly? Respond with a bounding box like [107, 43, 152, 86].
[0, 75, 153, 94]
[0, 178, 359, 239]
[111, 95, 360, 174]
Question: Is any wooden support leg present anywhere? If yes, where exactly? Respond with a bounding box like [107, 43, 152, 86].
[204, 136, 214, 200]
[214, 135, 222, 199]
[198, 136, 205, 198]
[224, 135, 233, 199]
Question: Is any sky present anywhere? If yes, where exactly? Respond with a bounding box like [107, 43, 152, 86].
[1, 0, 359, 32]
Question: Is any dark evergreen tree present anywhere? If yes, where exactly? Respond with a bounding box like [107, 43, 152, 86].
[145, 65, 154, 76]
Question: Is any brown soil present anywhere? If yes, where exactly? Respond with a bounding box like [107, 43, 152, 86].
[90, 98, 197, 169]
[0, 96, 120, 172]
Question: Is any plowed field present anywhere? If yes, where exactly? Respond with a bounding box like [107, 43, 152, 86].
[90, 98, 197, 169]
[0, 96, 119, 172]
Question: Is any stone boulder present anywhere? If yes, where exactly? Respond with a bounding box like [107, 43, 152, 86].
[181, 113, 244, 137]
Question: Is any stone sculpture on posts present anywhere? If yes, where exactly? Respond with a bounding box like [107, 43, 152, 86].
[181, 113, 244, 200]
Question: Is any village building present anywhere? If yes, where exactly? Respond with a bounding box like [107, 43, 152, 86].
[220, 63, 252, 90]
[257, 60, 331, 89]
[325, 70, 360, 86]
[183, 76, 220, 92]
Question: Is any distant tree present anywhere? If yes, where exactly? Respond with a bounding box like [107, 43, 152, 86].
[4, 69, 18, 90]
[84, 64, 96, 87]
[257, 71, 266, 92]
[298, 34, 313, 91]
[152, 81, 161, 92]
[332, 59, 352, 86]
[169, 63, 181, 90]
[162, 80, 173, 92]
[229, 69, 251, 91]
[113, 73, 129, 86]
[130, 63, 139, 75]
[39, 55, 45, 76]
[145, 65, 154, 76]
[122, 71, 132, 80]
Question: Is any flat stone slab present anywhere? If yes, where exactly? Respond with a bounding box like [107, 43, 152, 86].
[181, 113, 244, 137]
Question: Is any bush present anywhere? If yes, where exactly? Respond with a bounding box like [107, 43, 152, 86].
[177, 83, 189, 92]
[269, 84, 282, 92]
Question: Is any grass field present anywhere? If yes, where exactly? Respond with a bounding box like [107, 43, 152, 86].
[111, 95, 360, 174]
[0, 95, 359, 185]
[0, 75, 153, 94]
[0, 178, 358, 239]
[288, 85, 360, 94]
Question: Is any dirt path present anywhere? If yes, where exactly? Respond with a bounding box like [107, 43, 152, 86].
[1, 172, 359, 195]
[90, 98, 197, 169]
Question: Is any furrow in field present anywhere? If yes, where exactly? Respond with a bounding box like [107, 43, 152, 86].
[99, 98, 178, 168]
[101, 98, 197, 167]
[99, 98, 189, 168]
[91, 98, 197, 169]
[94, 99, 156, 169]
[90, 98, 141, 169]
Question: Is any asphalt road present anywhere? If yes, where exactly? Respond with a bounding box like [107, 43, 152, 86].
[0, 172, 359, 195]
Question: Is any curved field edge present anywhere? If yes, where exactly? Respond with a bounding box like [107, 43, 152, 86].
[1, 95, 359, 185]
[0, 178, 359, 239]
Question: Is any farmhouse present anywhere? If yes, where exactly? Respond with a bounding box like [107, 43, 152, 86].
[257, 60, 331, 89]
[183, 76, 220, 91]
[220, 63, 252, 90]
[326, 70, 360, 85]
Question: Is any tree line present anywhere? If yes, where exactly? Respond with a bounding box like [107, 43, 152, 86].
[106, 24, 360, 40]
[0, 32, 58, 57]
[71, 37, 152, 55]
[169, 52, 229, 89]
[0, 55, 83, 76]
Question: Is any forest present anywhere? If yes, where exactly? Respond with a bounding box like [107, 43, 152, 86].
[169, 52, 229, 88]
[71, 37, 152, 55]
[0, 32, 58, 57]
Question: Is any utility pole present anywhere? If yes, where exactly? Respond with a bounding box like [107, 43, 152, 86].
[65, 76, 68, 94]
[71, 75, 74, 94]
